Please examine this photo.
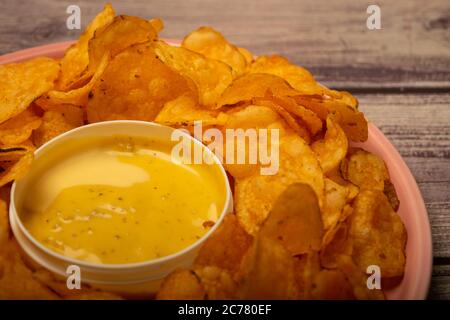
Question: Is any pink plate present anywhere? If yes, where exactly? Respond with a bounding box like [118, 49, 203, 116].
[0, 42, 433, 300]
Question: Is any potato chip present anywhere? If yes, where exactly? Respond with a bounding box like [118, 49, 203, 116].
[336, 254, 385, 300]
[341, 148, 389, 191]
[0, 109, 41, 146]
[320, 222, 353, 269]
[294, 95, 368, 142]
[237, 47, 253, 65]
[349, 190, 406, 278]
[154, 41, 233, 107]
[182, 27, 247, 77]
[235, 134, 324, 234]
[0, 152, 33, 187]
[0, 58, 59, 124]
[384, 179, 400, 211]
[0, 140, 35, 162]
[36, 54, 110, 109]
[194, 214, 253, 275]
[87, 43, 197, 122]
[0, 187, 9, 245]
[321, 178, 353, 231]
[311, 269, 355, 300]
[249, 55, 323, 94]
[193, 266, 237, 299]
[56, 4, 115, 90]
[157, 269, 206, 300]
[260, 183, 323, 255]
[33, 105, 84, 147]
[155, 95, 227, 127]
[149, 18, 164, 33]
[218, 73, 300, 107]
[311, 117, 348, 173]
[237, 236, 299, 299]
[88, 15, 158, 74]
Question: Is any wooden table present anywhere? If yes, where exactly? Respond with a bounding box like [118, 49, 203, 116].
[1, 0, 449, 299]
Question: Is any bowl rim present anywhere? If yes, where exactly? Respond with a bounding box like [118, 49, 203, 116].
[10, 120, 232, 270]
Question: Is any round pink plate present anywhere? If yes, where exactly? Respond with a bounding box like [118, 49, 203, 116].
[0, 42, 433, 300]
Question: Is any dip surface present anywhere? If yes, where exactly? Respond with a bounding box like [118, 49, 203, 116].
[21, 136, 225, 264]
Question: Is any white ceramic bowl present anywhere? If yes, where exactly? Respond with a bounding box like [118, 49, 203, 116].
[9, 120, 233, 292]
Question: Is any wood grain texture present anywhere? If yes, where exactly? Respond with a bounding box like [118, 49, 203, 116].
[0, 0, 449, 88]
[0, 0, 449, 299]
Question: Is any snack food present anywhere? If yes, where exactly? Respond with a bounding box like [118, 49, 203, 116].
[0, 4, 406, 300]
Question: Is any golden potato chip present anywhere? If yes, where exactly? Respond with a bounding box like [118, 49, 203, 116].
[0, 109, 41, 146]
[193, 266, 237, 299]
[235, 134, 324, 234]
[88, 15, 158, 74]
[349, 190, 406, 278]
[0, 58, 59, 124]
[149, 18, 164, 33]
[0, 140, 35, 162]
[182, 27, 247, 77]
[237, 47, 253, 65]
[157, 269, 206, 300]
[384, 179, 400, 211]
[260, 183, 323, 255]
[154, 41, 233, 107]
[249, 55, 323, 94]
[221, 105, 289, 178]
[311, 268, 355, 300]
[0, 152, 33, 187]
[311, 117, 348, 173]
[218, 73, 300, 107]
[87, 43, 197, 122]
[336, 254, 385, 300]
[36, 54, 110, 109]
[237, 236, 298, 299]
[341, 148, 389, 191]
[194, 214, 253, 275]
[294, 95, 368, 141]
[57, 4, 115, 90]
[155, 95, 227, 127]
[321, 178, 354, 231]
[0, 187, 9, 245]
[33, 105, 84, 147]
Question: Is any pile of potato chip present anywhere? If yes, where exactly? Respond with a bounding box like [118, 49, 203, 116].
[0, 4, 406, 299]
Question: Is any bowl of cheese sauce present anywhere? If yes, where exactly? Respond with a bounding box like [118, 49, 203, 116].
[9, 121, 232, 290]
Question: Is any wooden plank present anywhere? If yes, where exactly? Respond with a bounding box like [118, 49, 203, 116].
[429, 265, 450, 299]
[357, 93, 450, 258]
[0, 0, 449, 88]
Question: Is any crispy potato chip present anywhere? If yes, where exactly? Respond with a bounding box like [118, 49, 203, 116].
[155, 95, 227, 127]
[88, 15, 158, 74]
[155, 41, 233, 107]
[87, 43, 197, 122]
[0, 240, 60, 299]
[57, 4, 115, 90]
[182, 27, 247, 77]
[237, 236, 299, 299]
[193, 266, 237, 299]
[157, 269, 206, 300]
[341, 148, 389, 191]
[0, 140, 35, 162]
[252, 98, 311, 143]
[321, 178, 355, 231]
[237, 47, 253, 65]
[260, 183, 323, 255]
[194, 214, 253, 275]
[235, 134, 324, 234]
[311, 268, 355, 300]
[384, 179, 400, 211]
[218, 73, 300, 107]
[33, 105, 84, 147]
[149, 18, 164, 33]
[312, 117, 348, 173]
[336, 255, 385, 300]
[249, 55, 324, 94]
[349, 190, 406, 278]
[0, 109, 41, 146]
[294, 95, 368, 141]
[0, 58, 59, 124]
[0, 152, 33, 187]
[36, 54, 110, 109]
[0, 187, 9, 245]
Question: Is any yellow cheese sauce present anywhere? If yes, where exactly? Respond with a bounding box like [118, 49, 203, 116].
[21, 136, 226, 264]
